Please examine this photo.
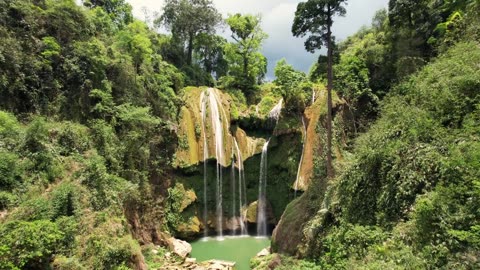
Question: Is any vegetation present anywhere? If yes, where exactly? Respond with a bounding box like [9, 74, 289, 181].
[222, 14, 268, 101]
[270, 1, 480, 269]
[0, 0, 479, 268]
[292, 0, 348, 178]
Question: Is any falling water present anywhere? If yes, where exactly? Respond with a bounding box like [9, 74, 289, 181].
[230, 144, 237, 235]
[294, 116, 307, 198]
[200, 88, 226, 238]
[233, 138, 248, 235]
[269, 99, 283, 123]
[312, 88, 316, 104]
[200, 91, 209, 237]
[256, 99, 283, 236]
[257, 140, 270, 236]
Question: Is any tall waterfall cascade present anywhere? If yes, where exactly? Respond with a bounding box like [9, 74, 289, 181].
[199, 90, 284, 237]
[233, 138, 248, 235]
[256, 98, 283, 236]
[294, 116, 307, 198]
[200, 91, 209, 237]
[256, 140, 270, 236]
[200, 88, 228, 238]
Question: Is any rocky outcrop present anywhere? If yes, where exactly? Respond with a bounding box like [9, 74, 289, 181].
[174, 87, 234, 168]
[271, 195, 313, 256]
[246, 200, 276, 225]
[174, 87, 274, 169]
[168, 237, 192, 258]
[293, 86, 344, 191]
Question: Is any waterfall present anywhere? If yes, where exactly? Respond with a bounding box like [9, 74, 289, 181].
[312, 88, 316, 104]
[257, 140, 270, 236]
[200, 91, 209, 237]
[294, 116, 307, 198]
[256, 98, 283, 236]
[233, 138, 248, 235]
[269, 99, 283, 123]
[230, 144, 237, 235]
[200, 88, 226, 238]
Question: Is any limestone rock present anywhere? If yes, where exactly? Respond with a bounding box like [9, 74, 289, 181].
[246, 200, 276, 224]
[256, 247, 270, 257]
[168, 237, 192, 258]
[185, 258, 197, 264]
[177, 216, 201, 239]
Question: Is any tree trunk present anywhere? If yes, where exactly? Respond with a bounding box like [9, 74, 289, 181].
[326, 12, 334, 179]
[243, 53, 248, 81]
[187, 34, 194, 66]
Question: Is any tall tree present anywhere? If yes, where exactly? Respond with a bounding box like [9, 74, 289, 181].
[156, 0, 222, 66]
[193, 33, 228, 79]
[224, 14, 268, 100]
[292, 0, 347, 179]
[84, 0, 133, 28]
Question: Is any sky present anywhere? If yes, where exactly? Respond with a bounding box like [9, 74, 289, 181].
[127, 0, 389, 78]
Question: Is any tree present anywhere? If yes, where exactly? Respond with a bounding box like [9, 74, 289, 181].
[193, 33, 228, 79]
[156, 0, 222, 66]
[224, 14, 268, 100]
[84, 0, 133, 28]
[292, 0, 347, 178]
[274, 59, 308, 114]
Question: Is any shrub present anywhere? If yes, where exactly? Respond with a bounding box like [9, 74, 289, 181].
[0, 151, 22, 190]
[57, 122, 91, 155]
[0, 220, 63, 269]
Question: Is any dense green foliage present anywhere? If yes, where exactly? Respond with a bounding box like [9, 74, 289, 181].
[222, 14, 268, 101]
[298, 38, 480, 270]
[1, 0, 479, 268]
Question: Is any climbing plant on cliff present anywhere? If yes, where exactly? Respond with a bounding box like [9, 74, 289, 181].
[292, 0, 348, 178]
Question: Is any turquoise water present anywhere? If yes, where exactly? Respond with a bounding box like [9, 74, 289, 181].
[190, 236, 270, 270]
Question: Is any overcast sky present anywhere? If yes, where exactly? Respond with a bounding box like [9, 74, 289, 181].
[127, 0, 389, 78]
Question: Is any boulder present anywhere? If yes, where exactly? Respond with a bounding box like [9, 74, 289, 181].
[246, 200, 276, 224]
[168, 237, 192, 258]
[256, 247, 270, 257]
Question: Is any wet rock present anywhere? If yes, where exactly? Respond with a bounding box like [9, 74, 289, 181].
[246, 200, 276, 224]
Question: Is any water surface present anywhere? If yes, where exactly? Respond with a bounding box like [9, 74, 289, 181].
[190, 236, 270, 270]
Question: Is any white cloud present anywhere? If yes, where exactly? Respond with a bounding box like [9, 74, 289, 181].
[126, 0, 389, 77]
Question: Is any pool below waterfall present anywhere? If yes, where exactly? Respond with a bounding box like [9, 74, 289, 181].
[190, 236, 270, 270]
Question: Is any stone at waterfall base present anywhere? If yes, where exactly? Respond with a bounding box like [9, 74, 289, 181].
[246, 200, 276, 224]
[257, 247, 271, 257]
[167, 237, 192, 258]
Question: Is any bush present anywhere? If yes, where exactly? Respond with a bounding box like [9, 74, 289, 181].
[0, 191, 17, 210]
[0, 111, 21, 149]
[84, 234, 141, 270]
[0, 151, 22, 190]
[0, 220, 63, 269]
[51, 182, 79, 219]
[57, 122, 91, 155]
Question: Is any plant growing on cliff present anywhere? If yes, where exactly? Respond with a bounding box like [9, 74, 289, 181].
[292, 0, 348, 178]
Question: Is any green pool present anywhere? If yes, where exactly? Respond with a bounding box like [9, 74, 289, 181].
[190, 236, 270, 270]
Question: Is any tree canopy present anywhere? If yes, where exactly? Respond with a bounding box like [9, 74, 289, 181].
[156, 0, 222, 66]
[223, 14, 268, 101]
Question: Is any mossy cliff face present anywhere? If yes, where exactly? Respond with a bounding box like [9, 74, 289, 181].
[293, 87, 344, 191]
[174, 87, 267, 168]
[272, 88, 347, 255]
[171, 88, 304, 238]
[174, 87, 233, 168]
